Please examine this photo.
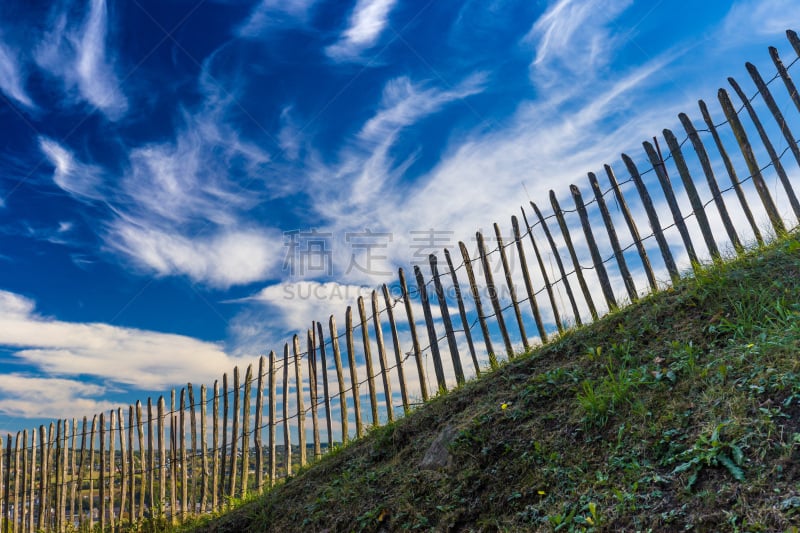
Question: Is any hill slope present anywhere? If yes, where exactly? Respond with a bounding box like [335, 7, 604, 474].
[192, 233, 800, 532]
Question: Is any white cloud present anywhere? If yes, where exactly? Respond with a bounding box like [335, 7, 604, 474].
[107, 224, 284, 288]
[721, 0, 800, 41]
[0, 374, 115, 419]
[34, 0, 128, 119]
[238, 0, 319, 37]
[38, 137, 105, 201]
[0, 37, 34, 108]
[326, 0, 398, 61]
[309, 73, 487, 234]
[245, 281, 374, 328]
[359, 73, 487, 143]
[525, 0, 633, 88]
[0, 289, 251, 393]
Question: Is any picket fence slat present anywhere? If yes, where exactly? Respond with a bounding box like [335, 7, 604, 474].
[530, 201, 582, 326]
[316, 321, 334, 449]
[458, 242, 496, 361]
[189, 384, 199, 508]
[519, 207, 565, 333]
[444, 249, 481, 374]
[571, 184, 618, 310]
[282, 344, 292, 477]
[254, 356, 265, 494]
[476, 231, 514, 356]
[729, 76, 800, 222]
[511, 215, 548, 342]
[494, 223, 529, 351]
[382, 284, 411, 413]
[398, 268, 429, 401]
[663, 128, 721, 260]
[429, 254, 465, 384]
[345, 307, 363, 438]
[328, 317, 349, 444]
[414, 265, 447, 391]
[770, 45, 800, 115]
[268, 350, 277, 485]
[622, 153, 680, 284]
[211, 382, 219, 511]
[698, 100, 764, 245]
[747, 62, 800, 172]
[307, 329, 322, 458]
[644, 140, 700, 270]
[371, 291, 395, 421]
[550, 191, 599, 320]
[241, 365, 253, 498]
[718, 88, 787, 235]
[679, 113, 743, 253]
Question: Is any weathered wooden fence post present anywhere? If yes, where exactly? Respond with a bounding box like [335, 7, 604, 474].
[717, 88, 786, 235]
[200, 386, 209, 512]
[520, 208, 565, 333]
[328, 316, 349, 444]
[698, 100, 763, 245]
[458, 242, 496, 362]
[254, 356, 265, 494]
[307, 329, 322, 458]
[282, 344, 292, 477]
[398, 268, 429, 401]
[345, 306, 364, 437]
[586, 172, 638, 301]
[493, 223, 530, 351]
[550, 191, 599, 320]
[531, 202, 582, 326]
[728, 77, 800, 223]
[371, 291, 395, 421]
[443, 249, 481, 373]
[511, 216, 548, 342]
[381, 285, 411, 413]
[414, 265, 447, 391]
[621, 153, 680, 284]
[292, 337, 306, 467]
[570, 184, 618, 310]
[476, 231, 514, 356]
[241, 365, 253, 497]
[211, 382, 219, 511]
[429, 254, 465, 384]
[268, 351, 277, 486]
[357, 297, 380, 426]
[316, 321, 334, 449]
[678, 114, 743, 253]
[230, 368, 240, 499]
[643, 141, 700, 270]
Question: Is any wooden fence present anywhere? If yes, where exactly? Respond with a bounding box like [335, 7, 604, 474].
[3, 29, 800, 533]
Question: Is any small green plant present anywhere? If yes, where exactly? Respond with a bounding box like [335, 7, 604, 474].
[671, 422, 745, 491]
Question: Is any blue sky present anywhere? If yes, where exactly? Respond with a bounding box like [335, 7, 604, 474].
[1, 0, 800, 434]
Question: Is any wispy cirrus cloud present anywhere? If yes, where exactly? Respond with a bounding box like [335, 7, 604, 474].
[39, 137, 106, 201]
[721, 0, 800, 41]
[34, 0, 128, 119]
[0, 37, 34, 109]
[525, 0, 633, 88]
[35, 47, 282, 288]
[310, 72, 487, 229]
[326, 0, 398, 61]
[238, 0, 319, 37]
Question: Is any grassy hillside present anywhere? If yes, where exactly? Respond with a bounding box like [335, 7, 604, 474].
[187, 232, 800, 532]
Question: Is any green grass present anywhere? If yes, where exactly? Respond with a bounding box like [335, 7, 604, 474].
[150, 231, 800, 532]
